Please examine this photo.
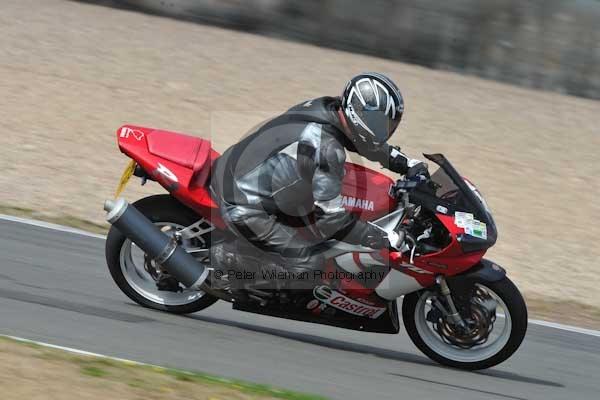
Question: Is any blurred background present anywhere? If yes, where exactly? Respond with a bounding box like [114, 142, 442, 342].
[0, 0, 599, 325]
[117, 0, 600, 99]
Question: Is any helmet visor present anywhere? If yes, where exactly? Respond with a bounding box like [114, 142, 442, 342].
[361, 109, 393, 144]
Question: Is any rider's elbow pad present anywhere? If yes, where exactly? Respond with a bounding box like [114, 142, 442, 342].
[314, 198, 366, 245]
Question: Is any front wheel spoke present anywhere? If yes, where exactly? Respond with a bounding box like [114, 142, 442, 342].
[419, 285, 511, 358]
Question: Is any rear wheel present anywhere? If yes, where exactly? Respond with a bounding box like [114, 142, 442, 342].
[105, 195, 218, 314]
[402, 277, 527, 370]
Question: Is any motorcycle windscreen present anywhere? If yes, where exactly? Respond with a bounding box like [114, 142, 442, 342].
[412, 154, 498, 250]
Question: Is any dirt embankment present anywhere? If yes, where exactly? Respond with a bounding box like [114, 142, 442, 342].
[0, 0, 599, 314]
[0, 336, 320, 400]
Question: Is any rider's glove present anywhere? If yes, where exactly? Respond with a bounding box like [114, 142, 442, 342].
[360, 224, 389, 249]
[386, 230, 406, 251]
[361, 224, 405, 251]
[405, 162, 430, 182]
[387, 146, 427, 176]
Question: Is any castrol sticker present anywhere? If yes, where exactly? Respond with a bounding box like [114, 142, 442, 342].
[313, 286, 386, 319]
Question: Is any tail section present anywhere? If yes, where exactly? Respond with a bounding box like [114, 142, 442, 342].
[116, 125, 223, 227]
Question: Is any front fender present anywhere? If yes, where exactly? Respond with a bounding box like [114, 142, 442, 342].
[460, 259, 506, 283]
[446, 259, 506, 295]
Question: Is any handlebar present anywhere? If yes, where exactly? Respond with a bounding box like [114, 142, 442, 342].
[389, 175, 441, 200]
[388, 179, 419, 199]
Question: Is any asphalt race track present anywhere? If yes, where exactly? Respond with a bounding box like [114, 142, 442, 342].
[1, 218, 599, 400]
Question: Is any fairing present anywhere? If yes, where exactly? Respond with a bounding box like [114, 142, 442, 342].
[418, 153, 498, 252]
[374, 155, 497, 298]
[340, 163, 396, 220]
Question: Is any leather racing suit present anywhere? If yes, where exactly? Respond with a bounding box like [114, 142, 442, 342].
[210, 97, 422, 269]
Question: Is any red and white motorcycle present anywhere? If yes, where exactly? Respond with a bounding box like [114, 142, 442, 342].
[104, 125, 527, 370]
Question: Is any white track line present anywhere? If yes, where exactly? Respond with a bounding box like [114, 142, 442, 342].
[0, 214, 106, 239]
[1, 334, 197, 378]
[1, 334, 234, 381]
[527, 319, 600, 338]
[2, 214, 600, 338]
[2, 334, 145, 364]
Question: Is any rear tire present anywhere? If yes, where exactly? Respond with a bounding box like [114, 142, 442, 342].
[402, 276, 527, 370]
[105, 195, 218, 314]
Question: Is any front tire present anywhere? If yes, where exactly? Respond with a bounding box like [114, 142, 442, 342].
[105, 195, 218, 314]
[402, 277, 527, 370]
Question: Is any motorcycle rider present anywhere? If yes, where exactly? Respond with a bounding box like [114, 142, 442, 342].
[210, 72, 428, 278]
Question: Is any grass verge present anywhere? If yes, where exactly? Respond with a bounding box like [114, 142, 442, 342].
[0, 204, 108, 234]
[0, 335, 327, 400]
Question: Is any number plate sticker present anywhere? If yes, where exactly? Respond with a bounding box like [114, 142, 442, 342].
[454, 211, 487, 239]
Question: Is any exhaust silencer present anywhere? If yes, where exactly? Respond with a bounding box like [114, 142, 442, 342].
[104, 198, 208, 289]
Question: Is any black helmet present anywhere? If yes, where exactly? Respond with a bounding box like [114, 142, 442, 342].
[341, 72, 404, 152]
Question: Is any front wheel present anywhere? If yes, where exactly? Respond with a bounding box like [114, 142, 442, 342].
[402, 277, 527, 370]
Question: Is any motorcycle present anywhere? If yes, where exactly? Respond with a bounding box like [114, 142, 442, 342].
[103, 125, 527, 370]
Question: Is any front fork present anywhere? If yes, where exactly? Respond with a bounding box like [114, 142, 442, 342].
[435, 275, 467, 329]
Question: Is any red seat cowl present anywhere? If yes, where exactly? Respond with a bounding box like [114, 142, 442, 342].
[146, 130, 211, 174]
